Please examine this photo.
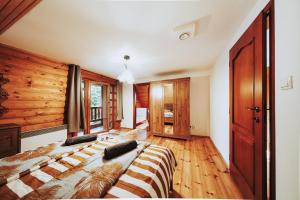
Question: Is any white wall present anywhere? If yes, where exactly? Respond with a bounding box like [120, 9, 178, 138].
[210, 52, 230, 163]
[210, 0, 270, 164]
[275, 0, 300, 199]
[121, 83, 134, 128]
[21, 129, 67, 152]
[210, 0, 300, 198]
[190, 76, 210, 136]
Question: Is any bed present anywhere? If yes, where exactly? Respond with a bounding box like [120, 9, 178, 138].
[0, 130, 176, 199]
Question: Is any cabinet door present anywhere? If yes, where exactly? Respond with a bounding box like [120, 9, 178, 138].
[150, 82, 163, 134]
[175, 78, 190, 136]
[0, 127, 20, 158]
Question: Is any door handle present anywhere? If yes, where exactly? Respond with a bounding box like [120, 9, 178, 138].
[247, 106, 260, 112]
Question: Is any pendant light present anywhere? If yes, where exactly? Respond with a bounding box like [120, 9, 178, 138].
[117, 55, 134, 84]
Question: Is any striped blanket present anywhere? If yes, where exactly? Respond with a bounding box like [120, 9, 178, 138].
[0, 135, 176, 199]
[105, 144, 176, 198]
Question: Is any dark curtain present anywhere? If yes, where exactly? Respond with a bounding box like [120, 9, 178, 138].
[67, 64, 86, 133]
[116, 81, 123, 121]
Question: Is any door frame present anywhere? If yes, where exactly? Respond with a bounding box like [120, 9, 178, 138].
[263, 1, 275, 200]
[82, 79, 110, 134]
[133, 82, 150, 129]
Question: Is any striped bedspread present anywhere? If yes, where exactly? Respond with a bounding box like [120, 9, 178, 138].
[105, 144, 176, 198]
[0, 134, 176, 199]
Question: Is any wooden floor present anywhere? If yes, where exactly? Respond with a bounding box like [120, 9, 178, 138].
[146, 135, 243, 199]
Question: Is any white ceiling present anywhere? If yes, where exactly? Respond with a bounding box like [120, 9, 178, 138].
[0, 0, 257, 81]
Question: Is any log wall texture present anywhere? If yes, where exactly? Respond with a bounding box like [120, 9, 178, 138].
[0, 44, 68, 133]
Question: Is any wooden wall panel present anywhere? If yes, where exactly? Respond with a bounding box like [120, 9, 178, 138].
[0, 43, 68, 133]
[0, 44, 118, 135]
[0, 0, 41, 34]
[135, 83, 149, 108]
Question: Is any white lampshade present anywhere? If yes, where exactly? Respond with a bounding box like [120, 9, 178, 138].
[117, 55, 134, 84]
[117, 68, 134, 84]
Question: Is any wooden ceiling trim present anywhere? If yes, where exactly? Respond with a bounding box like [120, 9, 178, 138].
[0, 0, 41, 34]
[0, 0, 11, 11]
[81, 69, 117, 85]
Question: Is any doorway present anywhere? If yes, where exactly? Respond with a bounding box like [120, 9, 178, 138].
[81, 80, 109, 134]
[133, 83, 150, 129]
[89, 82, 107, 133]
[229, 1, 275, 200]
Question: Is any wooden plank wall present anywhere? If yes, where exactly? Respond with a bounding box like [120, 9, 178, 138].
[0, 44, 119, 134]
[0, 44, 68, 133]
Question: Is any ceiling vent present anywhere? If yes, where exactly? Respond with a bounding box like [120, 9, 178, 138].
[173, 16, 212, 41]
[173, 21, 196, 41]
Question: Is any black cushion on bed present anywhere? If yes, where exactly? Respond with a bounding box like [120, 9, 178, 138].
[104, 140, 138, 160]
[64, 134, 97, 146]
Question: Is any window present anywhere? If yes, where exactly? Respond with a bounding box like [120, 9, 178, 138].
[81, 79, 115, 134]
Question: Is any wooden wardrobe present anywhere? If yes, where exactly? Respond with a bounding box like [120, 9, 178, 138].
[150, 78, 190, 140]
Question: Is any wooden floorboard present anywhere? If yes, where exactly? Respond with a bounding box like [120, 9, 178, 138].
[146, 135, 243, 199]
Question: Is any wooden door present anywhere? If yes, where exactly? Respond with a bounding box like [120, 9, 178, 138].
[229, 13, 265, 200]
[150, 82, 163, 134]
[175, 78, 190, 137]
